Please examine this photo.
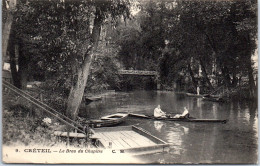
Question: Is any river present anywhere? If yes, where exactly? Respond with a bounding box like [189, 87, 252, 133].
[79, 90, 258, 164]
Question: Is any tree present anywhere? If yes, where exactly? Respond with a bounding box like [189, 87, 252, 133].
[156, 0, 257, 95]
[118, 0, 257, 97]
[65, 0, 131, 119]
[10, 0, 131, 119]
[2, 0, 17, 64]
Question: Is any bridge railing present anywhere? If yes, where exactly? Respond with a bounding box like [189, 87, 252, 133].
[118, 70, 158, 76]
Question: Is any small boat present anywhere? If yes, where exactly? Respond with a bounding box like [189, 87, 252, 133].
[128, 113, 227, 123]
[202, 96, 225, 102]
[86, 113, 129, 128]
[186, 93, 204, 97]
[186, 93, 223, 99]
[85, 96, 102, 102]
[209, 94, 222, 98]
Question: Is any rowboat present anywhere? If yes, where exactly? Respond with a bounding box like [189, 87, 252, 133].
[186, 93, 204, 97]
[86, 113, 129, 128]
[85, 96, 102, 102]
[186, 93, 223, 99]
[128, 113, 227, 123]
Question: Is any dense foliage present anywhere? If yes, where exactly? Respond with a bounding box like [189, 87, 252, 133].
[3, 0, 257, 120]
[117, 0, 257, 98]
[5, 0, 131, 117]
[10, 0, 126, 91]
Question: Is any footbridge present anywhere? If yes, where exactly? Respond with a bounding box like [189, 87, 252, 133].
[118, 70, 160, 89]
[118, 70, 158, 76]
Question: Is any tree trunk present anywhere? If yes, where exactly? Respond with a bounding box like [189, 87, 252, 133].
[245, 34, 256, 99]
[187, 63, 197, 90]
[66, 54, 93, 119]
[246, 58, 256, 98]
[204, 32, 228, 89]
[66, 7, 102, 120]
[231, 65, 238, 87]
[18, 55, 28, 89]
[220, 65, 232, 87]
[8, 27, 21, 88]
[2, 0, 16, 65]
[199, 58, 214, 90]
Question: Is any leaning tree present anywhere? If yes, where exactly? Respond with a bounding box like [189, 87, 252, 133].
[9, 0, 131, 119]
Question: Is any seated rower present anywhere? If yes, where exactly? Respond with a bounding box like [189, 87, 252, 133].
[173, 107, 190, 118]
[154, 105, 166, 118]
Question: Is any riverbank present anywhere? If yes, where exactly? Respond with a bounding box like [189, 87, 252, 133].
[2, 95, 55, 146]
[159, 84, 257, 101]
[2, 92, 80, 147]
[85, 90, 116, 98]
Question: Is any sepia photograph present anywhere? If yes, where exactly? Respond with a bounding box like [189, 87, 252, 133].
[2, 0, 258, 164]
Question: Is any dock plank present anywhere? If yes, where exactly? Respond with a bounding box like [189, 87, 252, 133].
[121, 138, 139, 148]
[96, 137, 110, 148]
[94, 126, 170, 154]
[133, 135, 157, 146]
[105, 132, 118, 140]
[120, 131, 141, 147]
[105, 132, 124, 148]
[99, 133, 110, 141]
[109, 139, 120, 148]
[107, 132, 132, 148]
[120, 138, 132, 147]
[114, 139, 129, 148]
[105, 132, 126, 148]
[102, 132, 115, 141]
[124, 131, 157, 146]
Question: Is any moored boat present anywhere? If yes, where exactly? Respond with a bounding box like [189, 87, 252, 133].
[86, 113, 129, 128]
[128, 113, 227, 123]
[186, 93, 204, 97]
[202, 96, 225, 102]
[85, 96, 102, 102]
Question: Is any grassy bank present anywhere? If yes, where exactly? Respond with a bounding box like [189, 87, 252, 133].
[2, 92, 55, 146]
[2, 92, 87, 147]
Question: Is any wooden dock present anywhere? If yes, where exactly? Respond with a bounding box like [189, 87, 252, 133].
[54, 125, 171, 155]
[93, 126, 170, 155]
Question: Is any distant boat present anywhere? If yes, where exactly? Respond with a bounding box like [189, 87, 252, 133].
[128, 113, 227, 123]
[202, 96, 225, 102]
[186, 93, 223, 99]
[86, 113, 129, 128]
[186, 93, 204, 97]
[85, 96, 102, 103]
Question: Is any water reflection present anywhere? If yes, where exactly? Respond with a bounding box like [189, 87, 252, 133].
[166, 125, 185, 155]
[154, 121, 164, 132]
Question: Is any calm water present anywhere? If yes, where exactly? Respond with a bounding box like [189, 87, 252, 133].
[79, 91, 258, 164]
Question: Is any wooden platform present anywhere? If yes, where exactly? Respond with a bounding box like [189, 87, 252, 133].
[54, 126, 171, 155]
[93, 126, 170, 155]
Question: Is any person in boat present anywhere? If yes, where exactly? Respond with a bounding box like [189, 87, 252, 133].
[154, 105, 167, 118]
[173, 107, 190, 118]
